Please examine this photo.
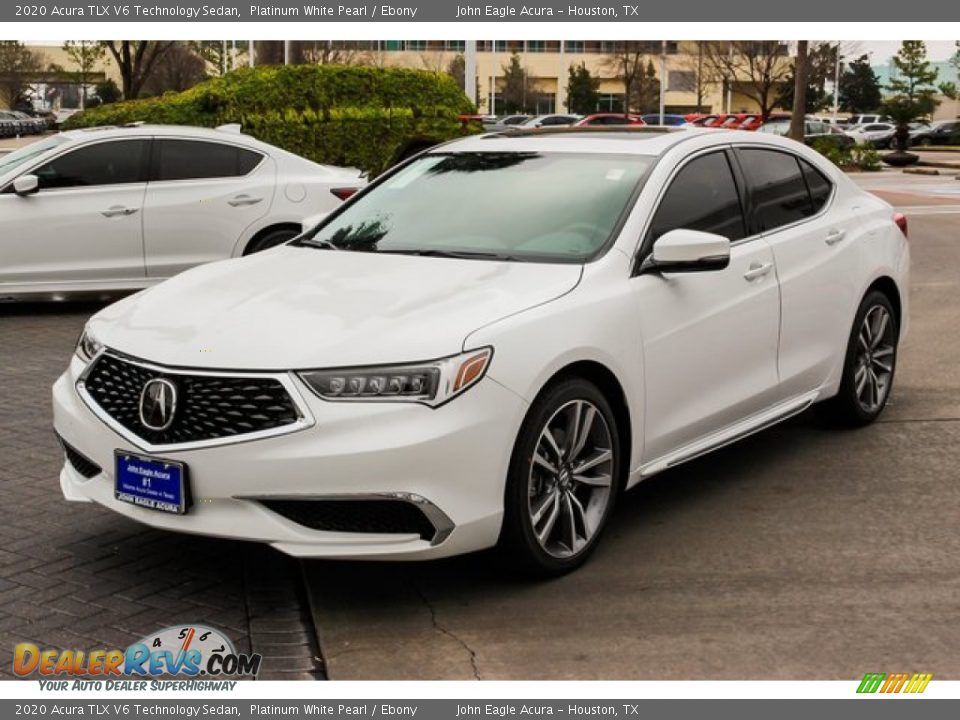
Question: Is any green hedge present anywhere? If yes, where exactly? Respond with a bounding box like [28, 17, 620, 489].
[64, 65, 478, 176]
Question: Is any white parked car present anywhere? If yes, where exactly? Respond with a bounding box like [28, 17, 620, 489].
[518, 114, 581, 129]
[53, 128, 909, 576]
[844, 122, 898, 148]
[0, 124, 363, 298]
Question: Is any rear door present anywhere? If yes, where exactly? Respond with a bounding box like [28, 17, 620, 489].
[735, 147, 862, 397]
[0, 138, 148, 288]
[142, 137, 274, 278]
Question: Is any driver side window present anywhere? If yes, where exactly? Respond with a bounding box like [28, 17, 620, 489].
[646, 151, 747, 245]
[32, 140, 149, 190]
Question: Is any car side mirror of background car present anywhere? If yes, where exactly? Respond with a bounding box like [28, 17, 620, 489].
[13, 175, 39, 196]
[640, 229, 731, 275]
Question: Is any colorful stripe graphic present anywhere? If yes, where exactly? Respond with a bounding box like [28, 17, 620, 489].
[857, 672, 933, 694]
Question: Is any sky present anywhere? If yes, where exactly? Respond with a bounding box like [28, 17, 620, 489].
[856, 40, 957, 64]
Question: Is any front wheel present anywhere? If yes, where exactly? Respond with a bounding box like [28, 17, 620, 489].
[819, 291, 899, 426]
[499, 378, 622, 576]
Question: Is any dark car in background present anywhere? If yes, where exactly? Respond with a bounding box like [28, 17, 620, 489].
[910, 120, 960, 146]
[641, 113, 687, 126]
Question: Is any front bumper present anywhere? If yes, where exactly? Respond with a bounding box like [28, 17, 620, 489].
[53, 355, 528, 560]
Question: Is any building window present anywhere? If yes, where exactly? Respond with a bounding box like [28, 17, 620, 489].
[527, 41, 547, 53]
[407, 40, 427, 51]
[382, 41, 405, 51]
[565, 41, 585, 53]
[445, 40, 465, 52]
[596, 94, 626, 113]
[669, 70, 697, 92]
[535, 93, 556, 114]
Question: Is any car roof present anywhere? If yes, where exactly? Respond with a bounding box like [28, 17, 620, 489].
[435, 126, 796, 156]
[58, 123, 266, 148]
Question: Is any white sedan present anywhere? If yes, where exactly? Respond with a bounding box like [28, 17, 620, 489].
[53, 127, 909, 576]
[0, 124, 363, 299]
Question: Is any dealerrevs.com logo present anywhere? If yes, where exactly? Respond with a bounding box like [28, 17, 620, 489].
[14, 625, 262, 686]
[857, 672, 933, 694]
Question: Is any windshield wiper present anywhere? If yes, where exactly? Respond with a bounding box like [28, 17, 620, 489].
[299, 237, 340, 250]
[376, 248, 523, 262]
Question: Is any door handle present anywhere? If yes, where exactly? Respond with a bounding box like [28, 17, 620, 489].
[743, 261, 773, 281]
[825, 229, 846, 245]
[101, 206, 138, 218]
[228, 195, 263, 207]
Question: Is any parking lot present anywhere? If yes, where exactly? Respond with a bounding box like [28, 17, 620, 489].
[0, 169, 957, 681]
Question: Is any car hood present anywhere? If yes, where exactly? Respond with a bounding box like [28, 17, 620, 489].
[89, 246, 582, 370]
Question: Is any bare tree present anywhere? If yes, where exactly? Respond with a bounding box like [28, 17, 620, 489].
[301, 41, 366, 66]
[676, 41, 719, 113]
[704, 41, 793, 118]
[0, 41, 43, 108]
[142, 43, 207, 96]
[101, 41, 176, 99]
[789, 41, 809, 141]
[602, 41, 657, 113]
[63, 40, 105, 108]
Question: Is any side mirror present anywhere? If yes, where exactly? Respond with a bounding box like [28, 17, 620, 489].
[640, 229, 731, 275]
[13, 175, 39, 196]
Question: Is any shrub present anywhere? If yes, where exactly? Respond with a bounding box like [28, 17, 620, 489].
[64, 65, 478, 176]
[811, 137, 882, 172]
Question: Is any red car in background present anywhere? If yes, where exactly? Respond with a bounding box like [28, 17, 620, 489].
[688, 114, 730, 128]
[576, 113, 646, 127]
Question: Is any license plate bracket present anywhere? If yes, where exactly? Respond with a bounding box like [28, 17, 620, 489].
[114, 451, 189, 515]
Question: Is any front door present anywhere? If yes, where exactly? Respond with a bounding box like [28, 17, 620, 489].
[633, 149, 782, 462]
[0, 139, 148, 289]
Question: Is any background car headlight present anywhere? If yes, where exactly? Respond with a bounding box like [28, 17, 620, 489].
[75, 330, 103, 363]
[299, 347, 492, 407]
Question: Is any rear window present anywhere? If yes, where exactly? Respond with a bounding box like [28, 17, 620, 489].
[300, 152, 654, 262]
[151, 139, 263, 181]
[737, 148, 814, 232]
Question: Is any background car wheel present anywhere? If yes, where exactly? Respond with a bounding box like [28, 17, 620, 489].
[919, 137, 931, 146]
[499, 378, 622, 577]
[244, 226, 300, 254]
[818, 290, 898, 427]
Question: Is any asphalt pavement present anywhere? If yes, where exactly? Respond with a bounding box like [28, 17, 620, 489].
[302, 173, 960, 680]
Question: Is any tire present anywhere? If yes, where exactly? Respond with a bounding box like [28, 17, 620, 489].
[244, 227, 300, 255]
[499, 377, 622, 577]
[818, 290, 899, 427]
[919, 137, 931, 146]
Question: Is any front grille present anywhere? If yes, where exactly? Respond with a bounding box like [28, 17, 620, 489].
[83, 353, 300, 446]
[261, 499, 438, 540]
[58, 437, 102, 479]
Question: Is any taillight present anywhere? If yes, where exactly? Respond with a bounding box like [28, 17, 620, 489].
[893, 212, 908, 238]
[331, 187, 359, 201]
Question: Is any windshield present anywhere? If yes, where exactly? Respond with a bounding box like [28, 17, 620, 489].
[0, 135, 69, 176]
[298, 152, 653, 262]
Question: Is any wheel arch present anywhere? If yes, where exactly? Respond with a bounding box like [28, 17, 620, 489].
[241, 222, 303, 256]
[865, 275, 902, 330]
[535, 360, 634, 489]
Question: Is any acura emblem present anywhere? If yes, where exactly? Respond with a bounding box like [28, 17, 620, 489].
[139, 378, 178, 431]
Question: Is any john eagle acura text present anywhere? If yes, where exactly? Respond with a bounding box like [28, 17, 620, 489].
[53, 128, 909, 575]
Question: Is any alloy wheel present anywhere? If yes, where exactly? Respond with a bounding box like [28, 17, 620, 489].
[527, 399, 614, 559]
[854, 304, 896, 414]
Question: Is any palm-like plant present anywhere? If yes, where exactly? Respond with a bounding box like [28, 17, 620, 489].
[881, 41, 939, 155]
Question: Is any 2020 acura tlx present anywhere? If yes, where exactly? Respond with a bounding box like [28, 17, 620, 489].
[53, 127, 909, 575]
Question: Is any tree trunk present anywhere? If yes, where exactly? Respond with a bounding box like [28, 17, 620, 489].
[789, 41, 809, 142]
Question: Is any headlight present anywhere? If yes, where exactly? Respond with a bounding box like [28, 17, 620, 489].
[75, 329, 103, 363]
[299, 347, 492, 407]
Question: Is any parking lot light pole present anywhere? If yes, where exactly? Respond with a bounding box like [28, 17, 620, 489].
[659, 40, 666, 126]
[832, 42, 842, 123]
[284, 40, 291, 66]
[465, 40, 477, 107]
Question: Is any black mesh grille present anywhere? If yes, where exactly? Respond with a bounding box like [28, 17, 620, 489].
[261, 500, 437, 540]
[83, 354, 300, 445]
[59, 438, 102, 479]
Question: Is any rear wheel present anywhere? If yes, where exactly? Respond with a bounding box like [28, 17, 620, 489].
[819, 291, 899, 426]
[245, 227, 300, 254]
[499, 378, 622, 576]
